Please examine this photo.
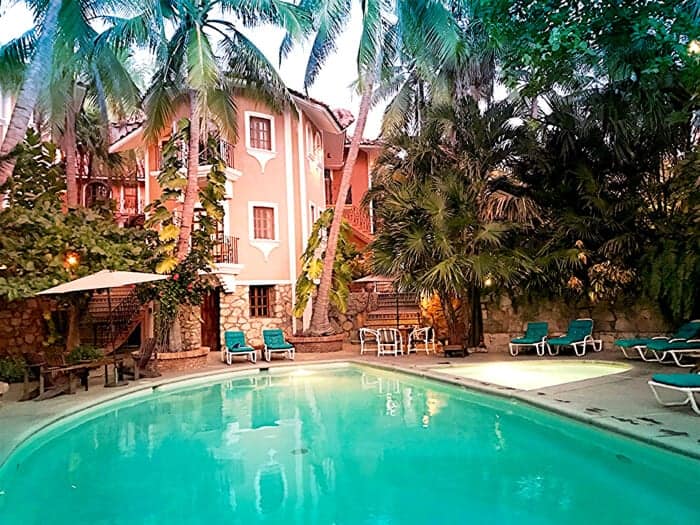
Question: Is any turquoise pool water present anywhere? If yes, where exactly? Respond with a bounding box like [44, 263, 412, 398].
[0, 365, 698, 524]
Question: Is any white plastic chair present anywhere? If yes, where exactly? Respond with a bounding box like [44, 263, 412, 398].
[359, 327, 380, 355]
[407, 326, 435, 354]
[377, 328, 403, 356]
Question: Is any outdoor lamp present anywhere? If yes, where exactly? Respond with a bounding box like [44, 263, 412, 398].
[484, 276, 494, 287]
[64, 251, 80, 269]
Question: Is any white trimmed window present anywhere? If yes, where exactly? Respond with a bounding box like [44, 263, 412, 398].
[248, 201, 280, 261]
[244, 111, 276, 172]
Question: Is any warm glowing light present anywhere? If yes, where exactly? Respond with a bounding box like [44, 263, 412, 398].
[64, 251, 80, 268]
[484, 277, 493, 287]
[688, 40, 700, 55]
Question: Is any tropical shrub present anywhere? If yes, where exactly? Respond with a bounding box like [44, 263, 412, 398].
[0, 355, 26, 383]
[66, 345, 103, 364]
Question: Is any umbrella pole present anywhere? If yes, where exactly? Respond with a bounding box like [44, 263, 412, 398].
[394, 283, 399, 330]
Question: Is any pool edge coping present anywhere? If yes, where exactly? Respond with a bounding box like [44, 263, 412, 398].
[1, 358, 698, 470]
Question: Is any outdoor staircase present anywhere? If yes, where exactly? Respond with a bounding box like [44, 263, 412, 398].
[365, 293, 421, 328]
[342, 205, 373, 247]
[80, 286, 145, 353]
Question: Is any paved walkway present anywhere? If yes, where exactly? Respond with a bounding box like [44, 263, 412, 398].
[1, 345, 698, 467]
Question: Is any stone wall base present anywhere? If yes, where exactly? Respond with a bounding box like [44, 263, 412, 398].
[155, 347, 209, 372]
[287, 333, 346, 352]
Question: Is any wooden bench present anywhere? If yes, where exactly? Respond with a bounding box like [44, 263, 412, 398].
[37, 357, 126, 396]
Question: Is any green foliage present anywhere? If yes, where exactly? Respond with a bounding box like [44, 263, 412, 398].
[294, 209, 358, 317]
[0, 132, 156, 301]
[0, 355, 26, 383]
[370, 99, 539, 344]
[143, 121, 227, 340]
[66, 344, 103, 364]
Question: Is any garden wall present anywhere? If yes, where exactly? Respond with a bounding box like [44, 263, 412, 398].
[339, 290, 671, 352]
[0, 298, 56, 356]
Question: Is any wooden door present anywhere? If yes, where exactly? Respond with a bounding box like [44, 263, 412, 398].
[201, 288, 221, 352]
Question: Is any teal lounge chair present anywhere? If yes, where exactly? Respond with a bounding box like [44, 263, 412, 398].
[614, 320, 700, 361]
[646, 337, 700, 368]
[648, 371, 700, 415]
[546, 318, 602, 357]
[262, 329, 295, 362]
[224, 331, 257, 364]
[509, 322, 549, 357]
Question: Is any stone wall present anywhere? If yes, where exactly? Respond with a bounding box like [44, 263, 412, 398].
[0, 298, 56, 356]
[219, 284, 293, 348]
[330, 288, 376, 341]
[482, 296, 670, 353]
[178, 305, 202, 351]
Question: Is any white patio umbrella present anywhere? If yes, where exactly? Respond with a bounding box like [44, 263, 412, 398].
[37, 270, 168, 386]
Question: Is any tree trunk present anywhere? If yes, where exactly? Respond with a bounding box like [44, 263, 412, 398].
[308, 77, 375, 335]
[465, 285, 484, 349]
[176, 91, 201, 260]
[0, 0, 61, 185]
[63, 104, 79, 206]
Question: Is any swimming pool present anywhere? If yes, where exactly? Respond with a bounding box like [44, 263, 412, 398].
[0, 364, 698, 524]
[431, 360, 631, 390]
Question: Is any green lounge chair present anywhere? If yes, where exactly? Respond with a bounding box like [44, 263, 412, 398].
[614, 320, 700, 361]
[224, 331, 257, 364]
[546, 318, 602, 357]
[509, 322, 549, 357]
[646, 337, 700, 368]
[262, 329, 295, 362]
[648, 371, 700, 415]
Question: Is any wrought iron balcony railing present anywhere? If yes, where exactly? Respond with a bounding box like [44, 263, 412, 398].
[156, 140, 235, 171]
[212, 235, 239, 264]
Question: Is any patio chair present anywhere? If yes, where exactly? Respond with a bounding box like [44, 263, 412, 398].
[359, 327, 380, 355]
[648, 371, 700, 415]
[407, 326, 435, 355]
[377, 328, 403, 356]
[262, 329, 295, 362]
[224, 331, 257, 364]
[614, 320, 700, 361]
[509, 322, 549, 357]
[546, 318, 602, 357]
[645, 338, 700, 368]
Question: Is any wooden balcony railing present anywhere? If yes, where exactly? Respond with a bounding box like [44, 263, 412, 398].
[212, 235, 239, 264]
[342, 204, 372, 234]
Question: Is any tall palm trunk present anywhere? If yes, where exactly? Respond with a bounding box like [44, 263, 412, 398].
[0, 0, 62, 185]
[63, 104, 79, 206]
[309, 77, 375, 335]
[176, 91, 201, 260]
[465, 284, 484, 348]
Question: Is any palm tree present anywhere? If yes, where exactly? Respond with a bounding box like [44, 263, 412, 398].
[0, 0, 124, 185]
[303, 0, 462, 335]
[132, 0, 308, 260]
[368, 98, 540, 347]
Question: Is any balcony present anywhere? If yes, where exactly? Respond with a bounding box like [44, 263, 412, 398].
[153, 140, 241, 181]
[211, 235, 243, 276]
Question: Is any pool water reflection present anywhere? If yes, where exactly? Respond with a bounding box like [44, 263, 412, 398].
[0, 366, 697, 524]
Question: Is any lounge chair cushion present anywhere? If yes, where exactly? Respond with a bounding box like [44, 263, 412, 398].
[263, 329, 294, 349]
[675, 321, 700, 340]
[647, 339, 700, 352]
[614, 338, 654, 348]
[511, 322, 548, 345]
[548, 319, 593, 346]
[651, 374, 700, 388]
[225, 331, 254, 352]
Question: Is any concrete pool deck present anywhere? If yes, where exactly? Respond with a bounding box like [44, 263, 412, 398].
[1, 346, 698, 465]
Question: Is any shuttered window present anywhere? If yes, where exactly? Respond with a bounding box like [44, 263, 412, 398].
[253, 206, 275, 240]
[249, 116, 272, 150]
